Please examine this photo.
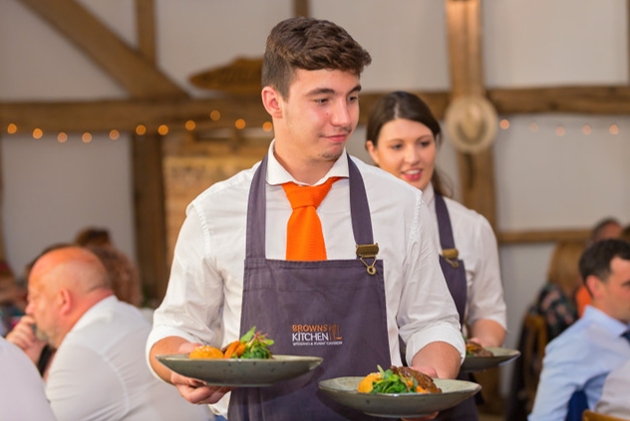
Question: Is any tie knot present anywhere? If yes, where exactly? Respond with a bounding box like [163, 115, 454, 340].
[282, 177, 340, 210]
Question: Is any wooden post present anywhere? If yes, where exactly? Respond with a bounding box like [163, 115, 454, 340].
[132, 0, 170, 304]
[445, 0, 502, 413]
[445, 0, 497, 230]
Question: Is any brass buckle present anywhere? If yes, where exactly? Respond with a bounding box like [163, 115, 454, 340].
[442, 248, 460, 268]
[356, 243, 379, 275]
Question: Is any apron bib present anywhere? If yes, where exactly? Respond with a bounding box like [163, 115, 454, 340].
[434, 194, 478, 421]
[228, 154, 394, 421]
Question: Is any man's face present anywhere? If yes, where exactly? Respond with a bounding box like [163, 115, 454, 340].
[274, 68, 361, 171]
[25, 274, 60, 346]
[594, 257, 630, 323]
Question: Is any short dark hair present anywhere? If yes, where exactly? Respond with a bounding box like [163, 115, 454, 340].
[262, 17, 372, 99]
[579, 239, 630, 283]
[365, 91, 451, 197]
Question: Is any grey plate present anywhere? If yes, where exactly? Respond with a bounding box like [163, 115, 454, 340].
[156, 354, 323, 387]
[460, 347, 521, 372]
[318, 377, 481, 418]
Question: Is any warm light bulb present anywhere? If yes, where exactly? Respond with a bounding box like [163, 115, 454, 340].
[210, 110, 221, 121]
[158, 124, 169, 135]
[556, 126, 565, 137]
[185, 120, 196, 131]
[499, 119, 510, 130]
[82, 132, 92, 143]
[262, 121, 273, 132]
[33, 128, 43, 139]
[609, 124, 619, 135]
[109, 130, 120, 140]
[57, 132, 68, 143]
[235, 119, 246, 130]
[136, 124, 147, 135]
[582, 125, 592, 135]
[7, 123, 17, 134]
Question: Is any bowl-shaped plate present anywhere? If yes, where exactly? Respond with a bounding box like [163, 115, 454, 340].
[156, 354, 323, 387]
[460, 347, 521, 372]
[318, 377, 481, 418]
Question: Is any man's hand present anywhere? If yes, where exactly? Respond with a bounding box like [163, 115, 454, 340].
[168, 342, 233, 405]
[5, 315, 46, 364]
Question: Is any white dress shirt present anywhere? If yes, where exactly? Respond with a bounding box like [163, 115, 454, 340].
[595, 357, 630, 418]
[0, 336, 57, 421]
[423, 184, 507, 330]
[148, 144, 464, 417]
[47, 296, 210, 421]
[529, 306, 630, 421]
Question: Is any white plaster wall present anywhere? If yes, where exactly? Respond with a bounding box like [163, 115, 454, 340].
[1, 0, 629, 396]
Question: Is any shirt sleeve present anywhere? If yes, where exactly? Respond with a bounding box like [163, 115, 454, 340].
[47, 344, 127, 421]
[528, 341, 585, 421]
[466, 215, 507, 329]
[146, 204, 225, 367]
[398, 196, 465, 365]
[0, 339, 58, 421]
[594, 360, 630, 418]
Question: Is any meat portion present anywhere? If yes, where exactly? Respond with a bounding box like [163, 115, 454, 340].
[465, 340, 494, 357]
[390, 366, 442, 394]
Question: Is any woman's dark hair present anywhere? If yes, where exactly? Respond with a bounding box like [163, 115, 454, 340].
[366, 91, 451, 197]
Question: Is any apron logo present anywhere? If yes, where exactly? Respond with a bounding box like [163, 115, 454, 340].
[291, 323, 343, 346]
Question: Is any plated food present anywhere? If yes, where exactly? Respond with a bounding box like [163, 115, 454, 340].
[156, 327, 322, 387]
[461, 346, 521, 372]
[189, 326, 274, 360]
[357, 365, 442, 394]
[465, 340, 494, 357]
[319, 376, 481, 418]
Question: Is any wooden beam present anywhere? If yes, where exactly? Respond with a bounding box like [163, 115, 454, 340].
[0, 97, 268, 134]
[131, 133, 169, 303]
[490, 85, 630, 115]
[136, 0, 156, 64]
[497, 229, 591, 245]
[293, 0, 310, 17]
[5, 83, 630, 136]
[130, 0, 169, 304]
[18, 0, 185, 99]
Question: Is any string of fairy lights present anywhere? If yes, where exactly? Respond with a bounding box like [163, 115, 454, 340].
[497, 118, 621, 137]
[2, 115, 624, 143]
[3, 109, 275, 144]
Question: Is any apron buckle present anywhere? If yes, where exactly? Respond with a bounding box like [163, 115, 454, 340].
[356, 243, 379, 275]
[442, 248, 460, 268]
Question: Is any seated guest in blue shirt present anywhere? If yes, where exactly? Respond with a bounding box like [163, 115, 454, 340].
[529, 239, 630, 421]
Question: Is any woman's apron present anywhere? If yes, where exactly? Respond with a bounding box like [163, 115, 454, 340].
[227, 154, 394, 421]
[434, 194, 479, 421]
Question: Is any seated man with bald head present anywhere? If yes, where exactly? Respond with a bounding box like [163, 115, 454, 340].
[26, 246, 210, 421]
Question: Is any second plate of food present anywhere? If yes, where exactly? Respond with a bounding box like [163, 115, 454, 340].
[461, 347, 521, 372]
[318, 377, 481, 418]
[156, 354, 323, 387]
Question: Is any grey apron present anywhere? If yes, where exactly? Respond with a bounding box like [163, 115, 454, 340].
[227, 154, 394, 421]
[434, 194, 479, 421]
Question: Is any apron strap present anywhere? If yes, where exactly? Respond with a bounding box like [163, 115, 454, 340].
[435, 193, 467, 324]
[245, 153, 374, 259]
[435, 193, 456, 250]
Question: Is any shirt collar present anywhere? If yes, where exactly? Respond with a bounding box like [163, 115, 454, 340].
[422, 182, 435, 206]
[583, 305, 630, 336]
[265, 139, 349, 187]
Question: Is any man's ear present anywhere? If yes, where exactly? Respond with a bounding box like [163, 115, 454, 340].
[261, 86, 283, 119]
[57, 288, 72, 315]
[585, 275, 600, 299]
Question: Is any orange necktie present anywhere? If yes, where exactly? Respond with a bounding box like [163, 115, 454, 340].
[282, 177, 340, 261]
